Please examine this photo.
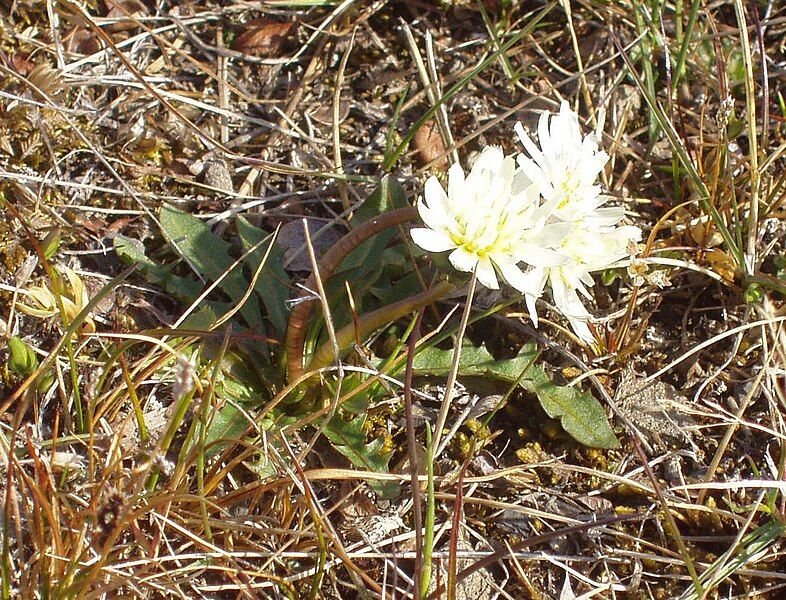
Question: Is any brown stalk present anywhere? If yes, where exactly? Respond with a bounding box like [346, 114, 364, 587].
[308, 280, 454, 373]
[285, 205, 418, 381]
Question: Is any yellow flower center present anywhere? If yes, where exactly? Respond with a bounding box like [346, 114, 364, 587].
[557, 173, 581, 209]
[450, 223, 501, 259]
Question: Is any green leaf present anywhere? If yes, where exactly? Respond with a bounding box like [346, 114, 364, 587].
[411, 342, 619, 449]
[112, 234, 152, 267]
[324, 412, 392, 472]
[350, 174, 408, 225]
[371, 266, 422, 305]
[159, 205, 264, 330]
[525, 364, 619, 449]
[113, 234, 203, 301]
[236, 217, 291, 337]
[322, 409, 399, 498]
[180, 305, 219, 330]
[411, 341, 497, 375]
[40, 228, 61, 260]
[200, 401, 249, 459]
[8, 336, 39, 376]
[199, 374, 263, 459]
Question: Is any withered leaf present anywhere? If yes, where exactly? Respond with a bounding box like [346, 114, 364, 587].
[104, 0, 148, 33]
[10, 53, 34, 76]
[66, 28, 101, 56]
[309, 99, 350, 126]
[413, 119, 448, 172]
[231, 20, 296, 57]
[201, 159, 234, 193]
[276, 219, 341, 272]
[616, 368, 695, 451]
[27, 64, 65, 99]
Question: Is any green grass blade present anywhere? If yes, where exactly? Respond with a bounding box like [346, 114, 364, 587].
[383, 2, 556, 171]
[615, 34, 746, 273]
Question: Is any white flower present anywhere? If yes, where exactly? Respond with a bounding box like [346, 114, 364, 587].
[511, 101, 642, 343]
[414, 102, 643, 345]
[516, 221, 642, 343]
[514, 101, 610, 223]
[410, 146, 567, 291]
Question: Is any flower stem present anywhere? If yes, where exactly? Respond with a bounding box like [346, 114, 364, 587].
[432, 270, 477, 455]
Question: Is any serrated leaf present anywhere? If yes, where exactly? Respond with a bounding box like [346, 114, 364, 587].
[199, 401, 248, 459]
[113, 234, 203, 301]
[411, 342, 619, 449]
[323, 410, 399, 498]
[112, 234, 153, 267]
[525, 364, 619, 449]
[411, 341, 497, 375]
[323, 413, 392, 472]
[198, 376, 261, 460]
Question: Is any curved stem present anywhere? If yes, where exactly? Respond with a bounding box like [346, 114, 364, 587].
[286, 206, 418, 381]
[308, 280, 454, 373]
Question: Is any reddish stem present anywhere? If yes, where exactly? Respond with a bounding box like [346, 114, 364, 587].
[285, 206, 418, 381]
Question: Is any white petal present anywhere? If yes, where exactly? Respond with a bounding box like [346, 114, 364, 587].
[526, 293, 540, 328]
[620, 225, 643, 242]
[495, 259, 529, 291]
[516, 243, 567, 267]
[473, 145, 504, 172]
[424, 176, 450, 214]
[576, 276, 594, 299]
[448, 246, 479, 275]
[487, 156, 517, 203]
[584, 206, 624, 227]
[417, 197, 450, 232]
[514, 122, 547, 169]
[568, 316, 595, 344]
[507, 265, 548, 297]
[474, 220, 502, 249]
[515, 155, 552, 199]
[411, 228, 456, 253]
[531, 222, 571, 247]
[475, 257, 499, 290]
[511, 169, 534, 196]
[556, 101, 581, 149]
[550, 270, 591, 319]
[447, 162, 465, 202]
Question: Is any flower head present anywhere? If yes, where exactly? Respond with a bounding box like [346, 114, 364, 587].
[510, 102, 642, 343]
[516, 222, 641, 342]
[410, 146, 567, 291]
[514, 101, 609, 222]
[414, 101, 642, 345]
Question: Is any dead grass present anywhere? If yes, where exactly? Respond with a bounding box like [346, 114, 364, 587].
[2, 0, 786, 598]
